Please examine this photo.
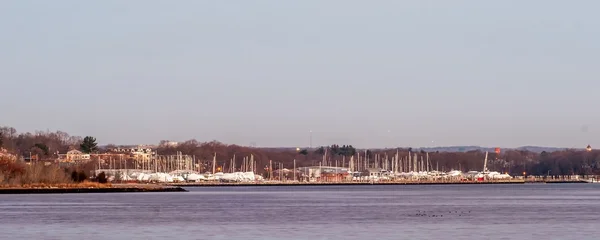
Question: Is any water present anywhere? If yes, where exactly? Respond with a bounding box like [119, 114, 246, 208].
[1, 184, 599, 240]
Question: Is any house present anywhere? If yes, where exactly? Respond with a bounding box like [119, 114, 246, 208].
[363, 168, 392, 180]
[110, 147, 154, 154]
[59, 150, 91, 163]
[109, 146, 155, 161]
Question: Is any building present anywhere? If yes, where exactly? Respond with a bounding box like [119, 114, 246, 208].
[109, 146, 155, 161]
[58, 150, 91, 163]
[110, 146, 153, 154]
[587, 145, 592, 152]
[296, 166, 351, 182]
[365, 168, 386, 178]
[319, 171, 350, 182]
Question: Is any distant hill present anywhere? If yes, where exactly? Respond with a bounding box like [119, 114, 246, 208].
[414, 146, 569, 153]
[273, 146, 573, 153]
[134, 144, 574, 154]
[514, 146, 572, 153]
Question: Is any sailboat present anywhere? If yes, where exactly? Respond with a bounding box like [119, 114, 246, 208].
[474, 152, 511, 180]
[583, 178, 599, 183]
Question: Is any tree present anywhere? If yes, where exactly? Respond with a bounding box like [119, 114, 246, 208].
[340, 145, 356, 156]
[80, 136, 98, 154]
[71, 171, 78, 182]
[34, 143, 49, 156]
[366, 150, 373, 158]
[348, 145, 357, 156]
[78, 171, 88, 182]
[329, 145, 339, 155]
[71, 170, 88, 182]
[315, 147, 325, 155]
[0, 132, 3, 148]
[96, 172, 107, 183]
[299, 149, 308, 156]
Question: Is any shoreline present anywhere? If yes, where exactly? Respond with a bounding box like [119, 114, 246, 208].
[0, 184, 187, 194]
[167, 180, 528, 187]
[1, 180, 587, 193]
[167, 179, 589, 187]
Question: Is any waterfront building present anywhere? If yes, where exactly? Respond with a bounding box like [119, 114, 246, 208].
[296, 166, 351, 182]
[58, 149, 91, 163]
[109, 146, 155, 161]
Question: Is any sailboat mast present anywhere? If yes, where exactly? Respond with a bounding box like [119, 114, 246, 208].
[427, 152, 429, 172]
[212, 152, 216, 174]
[483, 151, 488, 172]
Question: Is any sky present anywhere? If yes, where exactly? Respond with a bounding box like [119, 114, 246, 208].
[1, 0, 599, 148]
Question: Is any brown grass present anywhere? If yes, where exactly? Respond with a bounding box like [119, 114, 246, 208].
[0, 157, 92, 187]
[0, 181, 111, 189]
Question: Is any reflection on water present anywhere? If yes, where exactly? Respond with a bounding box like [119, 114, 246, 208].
[1, 184, 599, 240]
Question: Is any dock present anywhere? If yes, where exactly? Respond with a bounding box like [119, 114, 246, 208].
[525, 179, 588, 184]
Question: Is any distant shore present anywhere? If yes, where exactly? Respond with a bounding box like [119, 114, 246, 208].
[167, 179, 528, 187]
[0, 183, 187, 194]
[166, 178, 593, 187]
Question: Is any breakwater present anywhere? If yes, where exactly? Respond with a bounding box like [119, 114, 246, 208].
[0, 184, 187, 194]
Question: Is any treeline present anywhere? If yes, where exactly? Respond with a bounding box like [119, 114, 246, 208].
[0, 126, 101, 185]
[0, 126, 82, 159]
[2, 126, 600, 176]
[314, 145, 357, 156]
[158, 141, 600, 176]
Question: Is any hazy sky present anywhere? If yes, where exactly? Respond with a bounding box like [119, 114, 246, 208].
[1, 1, 599, 148]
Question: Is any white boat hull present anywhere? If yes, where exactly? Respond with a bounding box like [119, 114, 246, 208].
[584, 178, 600, 183]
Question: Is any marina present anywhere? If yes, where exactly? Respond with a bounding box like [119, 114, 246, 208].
[91, 150, 600, 186]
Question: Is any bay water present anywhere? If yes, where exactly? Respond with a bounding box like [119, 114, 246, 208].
[1, 184, 599, 239]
